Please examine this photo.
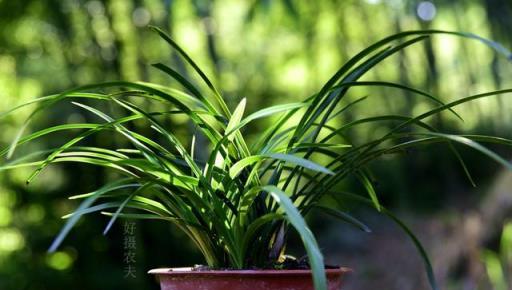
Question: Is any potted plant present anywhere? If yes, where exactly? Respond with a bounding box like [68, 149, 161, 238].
[2, 27, 512, 290]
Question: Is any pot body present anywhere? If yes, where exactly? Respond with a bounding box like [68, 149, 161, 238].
[149, 267, 350, 290]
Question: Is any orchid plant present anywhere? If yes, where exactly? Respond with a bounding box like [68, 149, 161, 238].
[2, 27, 512, 290]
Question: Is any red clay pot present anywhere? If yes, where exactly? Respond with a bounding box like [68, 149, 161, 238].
[149, 267, 350, 290]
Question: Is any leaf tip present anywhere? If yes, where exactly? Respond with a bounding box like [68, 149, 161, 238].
[103, 216, 115, 235]
[47, 241, 59, 253]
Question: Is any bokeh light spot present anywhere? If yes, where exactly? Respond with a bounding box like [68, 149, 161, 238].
[417, 1, 437, 21]
[46, 251, 74, 271]
[132, 7, 151, 27]
[0, 206, 12, 226]
[26, 204, 45, 224]
[86, 0, 105, 16]
[0, 229, 25, 252]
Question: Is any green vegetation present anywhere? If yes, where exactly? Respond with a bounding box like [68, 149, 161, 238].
[2, 26, 512, 290]
[482, 222, 512, 290]
[2, 1, 512, 290]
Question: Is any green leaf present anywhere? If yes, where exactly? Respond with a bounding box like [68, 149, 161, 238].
[103, 183, 153, 235]
[151, 63, 218, 114]
[328, 81, 463, 121]
[333, 191, 439, 290]
[100, 212, 177, 221]
[269, 153, 334, 175]
[241, 213, 284, 257]
[295, 36, 428, 142]
[4, 93, 109, 159]
[149, 26, 230, 117]
[225, 102, 308, 137]
[314, 206, 371, 233]
[229, 153, 333, 178]
[225, 98, 247, 141]
[413, 133, 512, 171]
[263, 185, 327, 290]
[355, 171, 381, 211]
[49, 179, 138, 252]
[62, 202, 123, 219]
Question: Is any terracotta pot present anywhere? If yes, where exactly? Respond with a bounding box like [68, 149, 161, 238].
[149, 267, 350, 290]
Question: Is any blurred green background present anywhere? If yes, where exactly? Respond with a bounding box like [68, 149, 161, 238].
[1, 0, 512, 289]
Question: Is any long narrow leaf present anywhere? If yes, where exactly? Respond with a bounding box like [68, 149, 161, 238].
[264, 185, 327, 290]
[49, 179, 139, 252]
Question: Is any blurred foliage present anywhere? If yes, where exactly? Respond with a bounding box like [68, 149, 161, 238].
[1, 0, 512, 289]
[481, 221, 512, 290]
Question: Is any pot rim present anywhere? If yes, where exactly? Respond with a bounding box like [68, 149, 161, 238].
[148, 267, 351, 276]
